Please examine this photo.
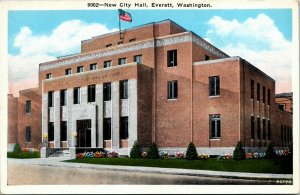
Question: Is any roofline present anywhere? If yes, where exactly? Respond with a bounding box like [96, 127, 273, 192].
[19, 87, 39, 94]
[193, 56, 239, 66]
[81, 19, 187, 44]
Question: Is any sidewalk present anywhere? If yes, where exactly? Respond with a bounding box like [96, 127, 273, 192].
[8, 158, 293, 180]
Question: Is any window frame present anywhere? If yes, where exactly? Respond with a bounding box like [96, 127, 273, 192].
[25, 126, 31, 142]
[118, 58, 127, 65]
[167, 80, 178, 100]
[210, 114, 221, 139]
[46, 73, 52, 79]
[120, 80, 128, 99]
[60, 89, 67, 106]
[104, 60, 112, 68]
[167, 50, 177, 67]
[134, 55, 142, 64]
[87, 84, 96, 103]
[251, 79, 254, 99]
[103, 83, 111, 101]
[48, 91, 54, 107]
[25, 100, 31, 114]
[77, 66, 84, 73]
[120, 116, 129, 139]
[73, 87, 81, 104]
[48, 122, 54, 142]
[251, 115, 255, 139]
[60, 121, 67, 142]
[257, 117, 261, 140]
[65, 68, 72, 75]
[103, 118, 111, 140]
[257, 83, 260, 101]
[209, 76, 220, 97]
[90, 63, 97, 71]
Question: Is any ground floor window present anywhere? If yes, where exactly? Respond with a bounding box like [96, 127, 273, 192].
[120, 117, 128, 139]
[210, 114, 221, 139]
[257, 117, 261, 140]
[60, 121, 67, 141]
[103, 118, 111, 140]
[48, 122, 54, 141]
[251, 116, 254, 139]
[25, 126, 31, 142]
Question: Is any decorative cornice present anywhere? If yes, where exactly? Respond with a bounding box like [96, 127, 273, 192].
[40, 33, 228, 71]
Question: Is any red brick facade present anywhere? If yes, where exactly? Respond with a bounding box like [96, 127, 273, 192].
[8, 20, 292, 153]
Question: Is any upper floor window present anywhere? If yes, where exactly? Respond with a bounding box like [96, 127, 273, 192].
[118, 58, 127, 65]
[25, 100, 31, 113]
[263, 86, 266, 103]
[167, 50, 177, 67]
[48, 91, 54, 107]
[167, 80, 178, 100]
[129, 38, 136, 42]
[278, 104, 285, 111]
[120, 80, 128, 99]
[267, 89, 270, 105]
[25, 126, 31, 142]
[90, 63, 97, 71]
[77, 66, 84, 73]
[117, 41, 123, 45]
[251, 79, 254, 99]
[103, 83, 111, 101]
[257, 117, 261, 140]
[106, 44, 112, 47]
[210, 114, 221, 139]
[104, 60, 112, 68]
[251, 116, 255, 139]
[60, 89, 67, 106]
[209, 76, 220, 96]
[120, 117, 128, 139]
[46, 73, 52, 79]
[267, 120, 271, 140]
[88, 84, 96, 102]
[65, 68, 72, 75]
[205, 55, 210, 61]
[73, 87, 81, 104]
[134, 55, 142, 64]
[257, 83, 260, 101]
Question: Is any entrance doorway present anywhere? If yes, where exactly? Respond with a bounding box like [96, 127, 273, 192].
[76, 120, 91, 147]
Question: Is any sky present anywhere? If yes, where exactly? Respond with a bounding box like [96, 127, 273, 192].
[8, 9, 292, 96]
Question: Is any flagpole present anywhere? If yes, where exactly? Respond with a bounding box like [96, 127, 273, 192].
[119, 16, 122, 39]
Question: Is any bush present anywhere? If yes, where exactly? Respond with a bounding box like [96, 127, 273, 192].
[185, 142, 198, 160]
[147, 143, 159, 159]
[7, 151, 40, 158]
[266, 143, 276, 159]
[13, 143, 22, 153]
[233, 141, 245, 160]
[130, 141, 142, 159]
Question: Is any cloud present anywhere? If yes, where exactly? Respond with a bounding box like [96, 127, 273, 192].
[9, 20, 118, 96]
[206, 14, 292, 93]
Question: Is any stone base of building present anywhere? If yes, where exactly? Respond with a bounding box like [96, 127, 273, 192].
[7, 143, 16, 152]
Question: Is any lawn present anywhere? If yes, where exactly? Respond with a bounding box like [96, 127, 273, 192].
[7, 152, 40, 159]
[66, 157, 292, 174]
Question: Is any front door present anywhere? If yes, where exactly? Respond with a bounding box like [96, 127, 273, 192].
[76, 120, 91, 147]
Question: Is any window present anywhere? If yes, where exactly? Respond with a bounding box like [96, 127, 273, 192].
[263, 86, 266, 103]
[257, 83, 260, 101]
[251, 116, 255, 139]
[263, 119, 266, 140]
[60, 121, 67, 142]
[25, 126, 31, 142]
[73, 87, 81, 104]
[90, 63, 97, 70]
[88, 84, 96, 102]
[60, 89, 67, 106]
[48, 91, 54, 107]
[118, 58, 126, 65]
[257, 117, 261, 140]
[167, 50, 177, 67]
[104, 60, 112, 68]
[103, 118, 111, 140]
[65, 68, 72, 75]
[129, 38, 136, 42]
[25, 100, 31, 113]
[103, 83, 111, 101]
[268, 120, 271, 140]
[46, 73, 52, 79]
[77, 66, 84, 73]
[48, 122, 54, 141]
[209, 76, 220, 96]
[134, 55, 142, 64]
[205, 55, 210, 61]
[120, 80, 128, 99]
[210, 114, 221, 139]
[167, 80, 178, 99]
[117, 41, 123, 45]
[251, 80, 254, 99]
[120, 117, 128, 139]
[278, 104, 285, 111]
[267, 89, 270, 105]
[106, 44, 112, 47]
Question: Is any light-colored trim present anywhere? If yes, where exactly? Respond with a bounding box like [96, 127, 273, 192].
[193, 57, 240, 66]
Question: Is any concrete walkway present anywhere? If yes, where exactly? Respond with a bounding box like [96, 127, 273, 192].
[8, 158, 292, 180]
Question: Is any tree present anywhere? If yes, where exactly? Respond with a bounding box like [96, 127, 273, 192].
[185, 142, 198, 160]
[233, 141, 245, 160]
[130, 141, 142, 159]
[147, 143, 159, 159]
[265, 142, 276, 159]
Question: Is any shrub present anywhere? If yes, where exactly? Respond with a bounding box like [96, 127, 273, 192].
[185, 142, 198, 160]
[130, 141, 142, 159]
[94, 151, 105, 158]
[13, 143, 22, 153]
[175, 151, 185, 159]
[107, 151, 119, 158]
[198, 153, 209, 159]
[233, 141, 245, 160]
[147, 143, 159, 159]
[266, 143, 276, 159]
[245, 153, 253, 159]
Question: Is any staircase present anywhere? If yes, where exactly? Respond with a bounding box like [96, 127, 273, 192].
[48, 149, 70, 158]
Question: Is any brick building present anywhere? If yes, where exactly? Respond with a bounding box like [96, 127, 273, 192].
[8, 20, 293, 155]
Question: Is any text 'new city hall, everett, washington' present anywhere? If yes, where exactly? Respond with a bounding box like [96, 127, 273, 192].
[7, 19, 293, 157]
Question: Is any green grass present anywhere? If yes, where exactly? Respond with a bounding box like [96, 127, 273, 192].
[66, 158, 292, 174]
[7, 152, 40, 159]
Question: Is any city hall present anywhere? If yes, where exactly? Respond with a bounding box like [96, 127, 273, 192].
[8, 20, 293, 157]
